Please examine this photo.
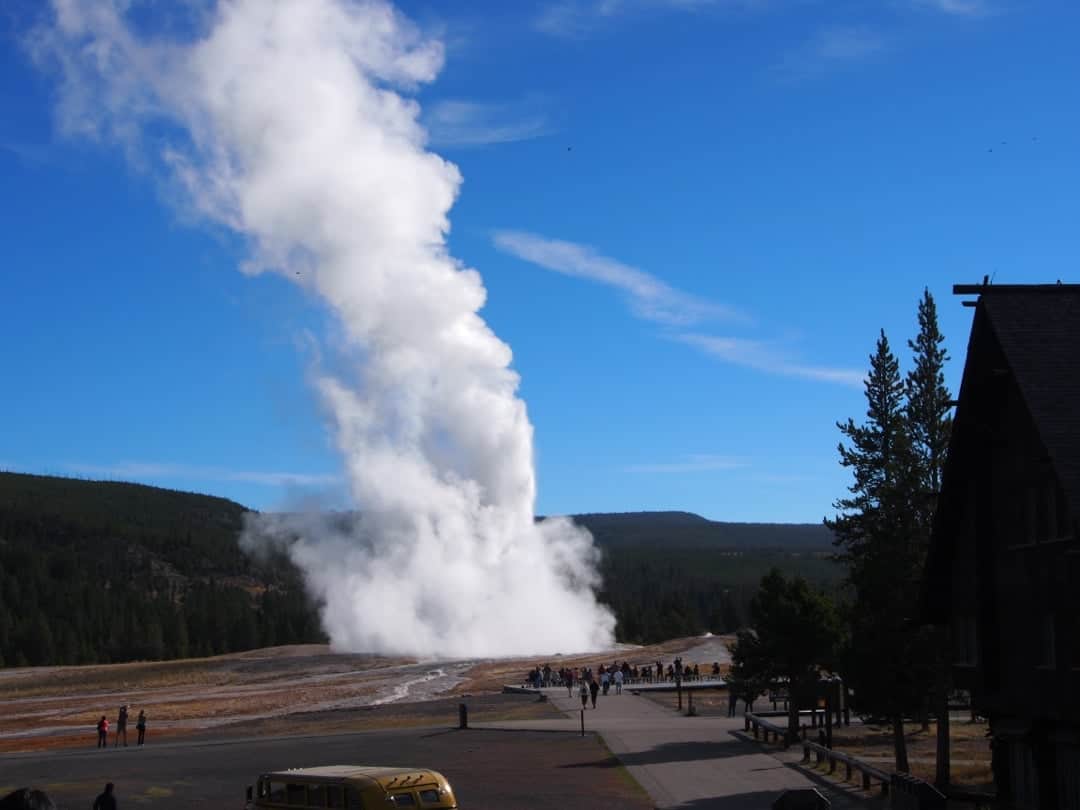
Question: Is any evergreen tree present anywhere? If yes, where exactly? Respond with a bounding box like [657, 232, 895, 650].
[904, 288, 954, 783]
[731, 569, 843, 742]
[905, 287, 953, 546]
[826, 329, 923, 772]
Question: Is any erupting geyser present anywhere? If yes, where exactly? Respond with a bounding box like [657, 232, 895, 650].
[39, 0, 616, 656]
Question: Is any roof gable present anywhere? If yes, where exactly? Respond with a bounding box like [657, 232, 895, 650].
[980, 287, 1080, 519]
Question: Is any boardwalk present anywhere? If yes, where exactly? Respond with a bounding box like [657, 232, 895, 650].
[477, 688, 872, 809]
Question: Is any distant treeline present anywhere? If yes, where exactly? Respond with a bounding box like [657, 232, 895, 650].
[0, 473, 324, 668]
[0, 473, 842, 666]
[570, 512, 844, 644]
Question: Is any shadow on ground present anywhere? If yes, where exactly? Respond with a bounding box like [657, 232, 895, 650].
[671, 790, 784, 808]
[562, 738, 750, 768]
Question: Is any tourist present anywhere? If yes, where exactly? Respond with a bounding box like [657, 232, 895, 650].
[114, 705, 128, 747]
[95, 716, 108, 749]
[92, 783, 117, 810]
[136, 710, 147, 746]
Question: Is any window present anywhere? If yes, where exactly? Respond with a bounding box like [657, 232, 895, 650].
[308, 785, 326, 807]
[286, 784, 307, 806]
[1039, 614, 1056, 669]
[1009, 741, 1039, 810]
[390, 793, 417, 807]
[1071, 611, 1080, 670]
[268, 782, 288, 803]
[953, 615, 978, 666]
[325, 787, 344, 809]
[1025, 485, 1039, 543]
[1058, 746, 1080, 810]
[418, 789, 441, 804]
[344, 787, 365, 810]
[1055, 480, 1070, 540]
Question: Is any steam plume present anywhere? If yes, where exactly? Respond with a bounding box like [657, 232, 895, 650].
[39, 0, 615, 657]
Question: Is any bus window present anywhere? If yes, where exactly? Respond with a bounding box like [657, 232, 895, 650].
[418, 789, 441, 804]
[344, 787, 365, 809]
[308, 785, 326, 807]
[268, 782, 287, 803]
[286, 784, 307, 805]
[325, 786, 344, 808]
[390, 794, 416, 807]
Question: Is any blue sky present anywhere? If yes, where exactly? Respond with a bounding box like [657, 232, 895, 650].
[2, 0, 1078, 522]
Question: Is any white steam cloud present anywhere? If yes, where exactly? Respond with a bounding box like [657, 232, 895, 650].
[38, 0, 615, 657]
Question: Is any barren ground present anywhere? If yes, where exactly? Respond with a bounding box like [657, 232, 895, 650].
[0, 636, 724, 754]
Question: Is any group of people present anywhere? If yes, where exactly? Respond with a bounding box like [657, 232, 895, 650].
[525, 657, 723, 692]
[523, 657, 726, 712]
[95, 705, 147, 748]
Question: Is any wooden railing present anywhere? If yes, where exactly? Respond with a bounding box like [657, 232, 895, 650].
[744, 712, 791, 748]
[744, 713, 891, 796]
[800, 739, 891, 797]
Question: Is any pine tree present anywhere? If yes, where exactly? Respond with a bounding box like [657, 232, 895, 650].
[904, 288, 954, 783]
[905, 288, 953, 549]
[826, 329, 923, 772]
[828, 329, 917, 597]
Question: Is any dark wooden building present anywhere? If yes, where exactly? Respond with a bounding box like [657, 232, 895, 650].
[923, 283, 1080, 809]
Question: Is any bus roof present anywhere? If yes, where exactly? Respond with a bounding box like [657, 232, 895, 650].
[261, 765, 444, 788]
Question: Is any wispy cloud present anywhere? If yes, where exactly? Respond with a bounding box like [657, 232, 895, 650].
[492, 230, 740, 326]
[534, 0, 742, 38]
[63, 461, 341, 488]
[423, 99, 552, 148]
[773, 25, 886, 81]
[625, 454, 746, 474]
[676, 334, 866, 387]
[909, 0, 992, 15]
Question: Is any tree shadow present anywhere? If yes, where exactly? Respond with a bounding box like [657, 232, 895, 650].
[669, 790, 786, 808]
[561, 738, 750, 768]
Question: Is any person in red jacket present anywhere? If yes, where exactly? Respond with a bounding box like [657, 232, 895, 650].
[95, 716, 108, 749]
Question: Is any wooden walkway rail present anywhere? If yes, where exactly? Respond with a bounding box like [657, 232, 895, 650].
[744, 712, 891, 797]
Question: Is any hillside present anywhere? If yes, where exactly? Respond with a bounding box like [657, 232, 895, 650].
[0, 473, 843, 664]
[0, 472, 324, 668]
[569, 511, 834, 550]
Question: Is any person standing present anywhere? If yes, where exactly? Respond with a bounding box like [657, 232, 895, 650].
[135, 710, 147, 746]
[613, 668, 623, 695]
[579, 680, 589, 711]
[114, 706, 128, 747]
[588, 677, 599, 709]
[95, 716, 108, 749]
[92, 783, 116, 810]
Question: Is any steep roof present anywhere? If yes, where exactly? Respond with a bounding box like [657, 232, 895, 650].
[921, 284, 1080, 625]
[979, 285, 1080, 518]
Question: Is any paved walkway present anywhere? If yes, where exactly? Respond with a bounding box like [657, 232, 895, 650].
[475, 688, 874, 809]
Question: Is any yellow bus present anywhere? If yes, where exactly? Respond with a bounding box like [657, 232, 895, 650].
[245, 765, 459, 809]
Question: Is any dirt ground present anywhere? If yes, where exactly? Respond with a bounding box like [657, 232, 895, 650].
[0, 636, 722, 754]
[0, 640, 731, 808]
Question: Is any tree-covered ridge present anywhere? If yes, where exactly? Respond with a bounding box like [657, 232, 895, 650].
[0, 473, 844, 666]
[0, 472, 324, 668]
[570, 511, 836, 550]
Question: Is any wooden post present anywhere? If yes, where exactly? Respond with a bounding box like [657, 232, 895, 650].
[935, 668, 951, 788]
[580, 708, 585, 737]
[825, 694, 833, 749]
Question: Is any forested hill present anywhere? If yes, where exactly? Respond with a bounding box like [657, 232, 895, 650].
[0, 472, 841, 665]
[569, 511, 834, 550]
[0, 472, 324, 668]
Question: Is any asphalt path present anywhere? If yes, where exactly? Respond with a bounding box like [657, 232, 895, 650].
[476, 689, 873, 809]
[0, 724, 651, 810]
